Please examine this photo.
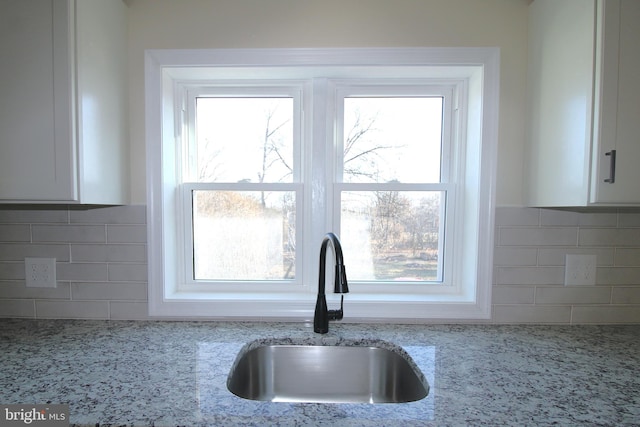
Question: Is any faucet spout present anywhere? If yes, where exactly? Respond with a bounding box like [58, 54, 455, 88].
[314, 233, 349, 334]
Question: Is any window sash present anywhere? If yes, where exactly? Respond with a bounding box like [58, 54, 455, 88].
[334, 182, 455, 287]
[332, 83, 456, 184]
[182, 84, 305, 183]
[331, 83, 456, 288]
[179, 182, 305, 291]
[178, 83, 306, 290]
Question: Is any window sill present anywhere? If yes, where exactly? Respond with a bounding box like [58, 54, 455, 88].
[149, 289, 491, 321]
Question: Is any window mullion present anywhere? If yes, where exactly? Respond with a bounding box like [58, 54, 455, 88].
[303, 78, 332, 290]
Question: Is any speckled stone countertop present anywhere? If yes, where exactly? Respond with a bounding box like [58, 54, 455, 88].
[1, 320, 639, 426]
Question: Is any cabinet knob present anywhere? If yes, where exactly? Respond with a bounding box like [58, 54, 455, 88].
[604, 150, 616, 184]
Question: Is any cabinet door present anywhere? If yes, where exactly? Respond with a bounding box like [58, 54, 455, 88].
[526, 0, 596, 207]
[0, 0, 76, 201]
[75, 0, 129, 204]
[592, 0, 640, 204]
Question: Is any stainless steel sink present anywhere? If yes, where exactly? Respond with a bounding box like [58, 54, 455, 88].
[227, 340, 429, 403]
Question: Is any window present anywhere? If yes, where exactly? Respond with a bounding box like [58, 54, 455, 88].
[146, 48, 499, 320]
[185, 92, 302, 287]
[335, 90, 453, 291]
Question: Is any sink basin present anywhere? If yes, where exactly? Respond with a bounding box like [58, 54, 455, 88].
[227, 339, 429, 403]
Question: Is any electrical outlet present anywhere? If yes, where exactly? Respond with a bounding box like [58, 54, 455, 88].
[25, 257, 57, 288]
[564, 254, 597, 286]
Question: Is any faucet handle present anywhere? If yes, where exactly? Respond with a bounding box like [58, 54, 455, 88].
[327, 295, 345, 321]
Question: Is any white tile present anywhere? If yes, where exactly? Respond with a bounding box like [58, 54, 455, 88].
[614, 248, 640, 266]
[578, 212, 617, 227]
[0, 225, 31, 242]
[56, 263, 109, 282]
[494, 266, 564, 285]
[70, 244, 146, 263]
[0, 262, 27, 280]
[0, 299, 35, 317]
[494, 207, 539, 226]
[0, 244, 70, 262]
[611, 287, 640, 304]
[108, 264, 148, 282]
[109, 301, 150, 320]
[35, 300, 109, 319]
[32, 225, 106, 243]
[579, 228, 640, 247]
[70, 205, 146, 225]
[107, 244, 146, 262]
[492, 305, 571, 324]
[71, 282, 147, 300]
[492, 285, 535, 304]
[69, 245, 108, 262]
[535, 286, 611, 304]
[571, 306, 640, 324]
[617, 212, 640, 227]
[540, 209, 579, 226]
[499, 227, 577, 246]
[0, 207, 68, 224]
[493, 247, 537, 266]
[0, 281, 70, 299]
[107, 225, 147, 243]
[578, 228, 616, 246]
[596, 267, 640, 285]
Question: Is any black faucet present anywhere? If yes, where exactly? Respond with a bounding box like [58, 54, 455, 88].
[314, 233, 349, 334]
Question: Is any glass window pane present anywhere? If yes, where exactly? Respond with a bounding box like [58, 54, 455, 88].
[343, 97, 443, 183]
[340, 191, 443, 282]
[192, 190, 296, 281]
[196, 97, 294, 183]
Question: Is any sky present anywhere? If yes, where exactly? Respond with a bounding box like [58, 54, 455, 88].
[195, 96, 444, 184]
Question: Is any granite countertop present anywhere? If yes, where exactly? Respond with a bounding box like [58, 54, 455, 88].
[1, 319, 639, 426]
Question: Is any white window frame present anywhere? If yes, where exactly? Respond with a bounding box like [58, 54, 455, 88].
[145, 48, 499, 321]
[180, 84, 306, 292]
[330, 82, 456, 293]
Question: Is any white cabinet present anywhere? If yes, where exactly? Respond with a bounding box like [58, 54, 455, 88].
[526, 0, 640, 207]
[0, 0, 128, 204]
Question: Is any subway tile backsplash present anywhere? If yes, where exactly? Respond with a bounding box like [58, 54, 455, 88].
[0, 205, 147, 320]
[494, 207, 640, 324]
[0, 205, 639, 323]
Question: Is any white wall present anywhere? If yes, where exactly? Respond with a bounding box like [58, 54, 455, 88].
[126, 0, 529, 206]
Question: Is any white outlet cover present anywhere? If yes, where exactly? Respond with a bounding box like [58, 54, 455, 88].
[564, 254, 597, 286]
[25, 257, 57, 288]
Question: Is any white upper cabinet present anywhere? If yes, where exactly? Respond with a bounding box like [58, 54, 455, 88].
[526, 0, 640, 207]
[0, 0, 128, 204]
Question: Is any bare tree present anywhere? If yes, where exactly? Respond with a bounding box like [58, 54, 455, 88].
[258, 107, 292, 184]
[343, 108, 393, 181]
[403, 195, 440, 258]
[371, 188, 411, 252]
[198, 137, 222, 181]
[256, 104, 292, 207]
